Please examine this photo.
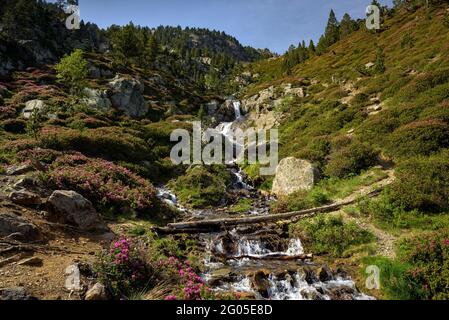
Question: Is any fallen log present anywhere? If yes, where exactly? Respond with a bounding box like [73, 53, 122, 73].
[167, 189, 382, 231]
[224, 253, 313, 261]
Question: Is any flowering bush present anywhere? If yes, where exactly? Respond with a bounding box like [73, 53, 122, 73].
[158, 257, 240, 300]
[96, 237, 152, 296]
[45, 153, 156, 213]
[158, 257, 210, 300]
[399, 230, 449, 300]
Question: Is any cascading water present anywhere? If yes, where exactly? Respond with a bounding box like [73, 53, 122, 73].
[233, 101, 242, 120]
[155, 98, 373, 300]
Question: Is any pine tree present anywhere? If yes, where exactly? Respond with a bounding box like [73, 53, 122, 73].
[143, 35, 160, 70]
[340, 13, 357, 38]
[316, 35, 327, 55]
[324, 9, 340, 47]
[308, 40, 316, 54]
[110, 22, 145, 67]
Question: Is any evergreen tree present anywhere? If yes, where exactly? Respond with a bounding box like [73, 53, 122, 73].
[109, 22, 145, 67]
[340, 13, 357, 38]
[324, 9, 340, 47]
[308, 40, 316, 54]
[143, 35, 160, 70]
[316, 35, 327, 55]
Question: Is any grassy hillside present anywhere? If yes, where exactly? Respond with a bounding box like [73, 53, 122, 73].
[240, 3, 449, 300]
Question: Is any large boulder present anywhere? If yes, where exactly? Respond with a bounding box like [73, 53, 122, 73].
[272, 157, 319, 197]
[82, 88, 112, 112]
[84, 283, 108, 300]
[108, 76, 148, 118]
[22, 100, 46, 119]
[0, 212, 40, 242]
[47, 190, 106, 231]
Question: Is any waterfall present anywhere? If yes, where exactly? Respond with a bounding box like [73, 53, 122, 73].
[233, 101, 242, 120]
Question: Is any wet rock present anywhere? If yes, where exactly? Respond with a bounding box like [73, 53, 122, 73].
[0, 287, 38, 300]
[47, 190, 106, 231]
[0, 212, 40, 242]
[109, 76, 148, 118]
[85, 283, 108, 300]
[317, 266, 333, 282]
[304, 267, 319, 285]
[220, 233, 238, 256]
[272, 157, 320, 197]
[251, 270, 271, 299]
[324, 284, 357, 301]
[300, 288, 321, 300]
[8, 190, 41, 206]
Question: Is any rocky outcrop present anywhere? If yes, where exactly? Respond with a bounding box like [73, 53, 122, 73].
[272, 157, 319, 197]
[47, 190, 106, 231]
[82, 88, 112, 112]
[88, 66, 113, 79]
[8, 190, 41, 206]
[240, 83, 304, 130]
[0, 212, 41, 242]
[22, 100, 46, 119]
[208, 99, 240, 124]
[108, 76, 148, 118]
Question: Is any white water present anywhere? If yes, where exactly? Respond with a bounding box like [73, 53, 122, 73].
[156, 99, 373, 300]
[156, 187, 188, 213]
[233, 101, 242, 120]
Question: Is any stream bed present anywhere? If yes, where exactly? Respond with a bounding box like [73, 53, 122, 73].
[156, 99, 374, 300]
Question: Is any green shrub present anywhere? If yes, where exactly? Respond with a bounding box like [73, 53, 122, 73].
[1, 119, 26, 134]
[230, 198, 252, 213]
[271, 189, 330, 213]
[55, 49, 89, 93]
[170, 165, 231, 208]
[358, 112, 400, 146]
[357, 191, 418, 229]
[362, 256, 419, 300]
[390, 154, 449, 212]
[386, 118, 449, 160]
[351, 93, 370, 107]
[291, 215, 374, 257]
[396, 230, 449, 300]
[39, 126, 151, 163]
[325, 140, 378, 178]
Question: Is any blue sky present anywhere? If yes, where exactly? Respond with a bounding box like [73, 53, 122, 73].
[69, 0, 392, 53]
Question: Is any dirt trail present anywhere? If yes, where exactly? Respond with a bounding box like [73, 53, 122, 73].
[335, 169, 397, 258]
